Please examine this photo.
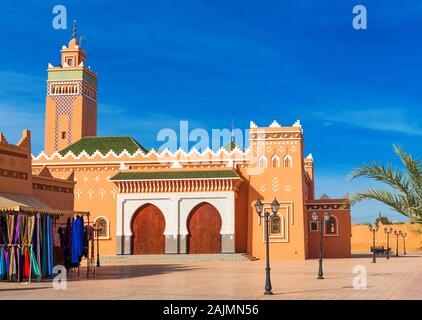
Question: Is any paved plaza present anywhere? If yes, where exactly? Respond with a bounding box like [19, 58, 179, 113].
[0, 253, 421, 300]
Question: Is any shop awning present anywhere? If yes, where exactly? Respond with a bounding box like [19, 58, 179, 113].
[0, 192, 89, 216]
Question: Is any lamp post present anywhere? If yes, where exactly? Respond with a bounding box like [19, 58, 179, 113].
[312, 211, 331, 279]
[254, 198, 280, 295]
[96, 223, 102, 267]
[402, 232, 407, 255]
[394, 230, 402, 257]
[369, 223, 379, 263]
[384, 227, 393, 260]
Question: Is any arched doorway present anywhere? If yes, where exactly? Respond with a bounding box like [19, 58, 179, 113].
[131, 204, 165, 254]
[187, 202, 222, 254]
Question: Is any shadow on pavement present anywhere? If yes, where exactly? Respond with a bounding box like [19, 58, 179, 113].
[65, 264, 201, 282]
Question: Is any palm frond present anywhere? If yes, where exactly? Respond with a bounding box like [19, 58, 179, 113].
[394, 144, 422, 196]
[349, 162, 410, 195]
[350, 145, 422, 224]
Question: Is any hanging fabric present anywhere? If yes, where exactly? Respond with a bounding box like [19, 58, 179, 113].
[7, 215, 16, 281]
[27, 215, 41, 281]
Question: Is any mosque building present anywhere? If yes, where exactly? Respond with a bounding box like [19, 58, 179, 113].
[30, 26, 351, 259]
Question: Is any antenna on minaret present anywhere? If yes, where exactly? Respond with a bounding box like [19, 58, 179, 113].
[231, 119, 235, 144]
[72, 20, 77, 39]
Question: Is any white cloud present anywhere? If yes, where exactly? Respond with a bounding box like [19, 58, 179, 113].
[313, 107, 422, 136]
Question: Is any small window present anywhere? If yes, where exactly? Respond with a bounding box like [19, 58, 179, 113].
[95, 217, 109, 238]
[310, 221, 318, 232]
[61, 132, 66, 139]
[325, 217, 337, 235]
[271, 215, 281, 234]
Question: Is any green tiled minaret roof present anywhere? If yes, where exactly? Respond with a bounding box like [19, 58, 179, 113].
[59, 136, 148, 156]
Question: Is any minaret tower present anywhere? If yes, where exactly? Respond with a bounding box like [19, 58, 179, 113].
[44, 20, 97, 155]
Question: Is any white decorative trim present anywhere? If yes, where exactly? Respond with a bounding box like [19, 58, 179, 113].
[250, 121, 258, 128]
[94, 216, 110, 239]
[271, 154, 280, 168]
[269, 120, 281, 128]
[32, 145, 252, 162]
[293, 120, 301, 128]
[258, 155, 267, 169]
[283, 154, 293, 168]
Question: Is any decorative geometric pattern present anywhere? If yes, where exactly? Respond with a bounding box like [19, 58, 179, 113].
[32, 183, 72, 193]
[0, 169, 28, 180]
[51, 94, 77, 149]
[272, 177, 279, 192]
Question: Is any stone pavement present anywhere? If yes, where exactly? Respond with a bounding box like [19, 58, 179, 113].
[0, 253, 421, 300]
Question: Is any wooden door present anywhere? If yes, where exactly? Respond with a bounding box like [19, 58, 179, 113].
[132, 204, 165, 254]
[187, 203, 222, 254]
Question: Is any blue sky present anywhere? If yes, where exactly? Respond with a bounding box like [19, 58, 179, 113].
[1, 0, 421, 223]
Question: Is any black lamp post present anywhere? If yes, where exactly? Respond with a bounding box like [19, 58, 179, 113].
[384, 227, 393, 260]
[254, 198, 280, 295]
[369, 223, 379, 263]
[96, 223, 102, 267]
[312, 211, 330, 279]
[394, 230, 401, 257]
[402, 232, 407, 255]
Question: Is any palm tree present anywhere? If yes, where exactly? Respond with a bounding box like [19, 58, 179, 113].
[349, 145, 422, 224]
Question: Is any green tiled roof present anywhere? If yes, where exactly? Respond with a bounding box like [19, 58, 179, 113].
[48, 69, 97, 87]
[59, 136, 148, 156]
[110, 170, 240, 181]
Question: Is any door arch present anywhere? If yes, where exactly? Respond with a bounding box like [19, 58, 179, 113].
[131, 204, 165, 254]
[187, 202, 222, 254]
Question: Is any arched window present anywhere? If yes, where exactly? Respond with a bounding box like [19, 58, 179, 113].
[258, 155, 267, 168]
[325, 216, 337, 235]
[271, 155, 280, 168]
[284, 155, 292, 168]
[94, 216, 110, 239]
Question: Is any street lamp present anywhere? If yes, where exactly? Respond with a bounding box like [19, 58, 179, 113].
[96, 222, 103, 267]
[384, 227, 393, 259]
[254, 198, 280, 295]
[369, 223, 379, 263]
[312, 211, 331, 279]
[394, 230, 402, 257]
[402, 232, 407, 255]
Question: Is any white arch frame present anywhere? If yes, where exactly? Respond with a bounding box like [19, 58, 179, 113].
[116, 191, 235, 240]
[94, 215, 110, 239]
[271, 154, 280, 168]
[283, 154, 293, 168]
[258, 155, 268, 168]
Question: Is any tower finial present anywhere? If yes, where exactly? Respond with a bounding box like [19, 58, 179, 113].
[72, 20, 77, 39]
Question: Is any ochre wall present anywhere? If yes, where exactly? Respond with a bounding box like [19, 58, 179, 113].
[0, 130, 33, 195]
[32, 175, 75, 211]
[351, 222, 422, 253]
[306, 208, 352, 258]
[245, 125, 308, 260]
